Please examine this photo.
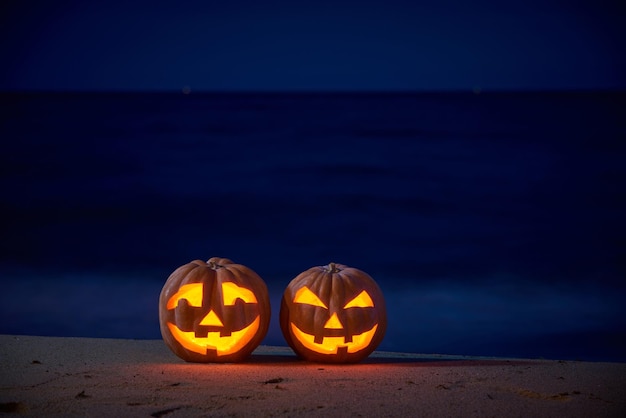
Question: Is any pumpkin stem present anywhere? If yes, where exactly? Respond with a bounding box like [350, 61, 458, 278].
[208, 260, 222, 270]
[326, 262, 340, 273]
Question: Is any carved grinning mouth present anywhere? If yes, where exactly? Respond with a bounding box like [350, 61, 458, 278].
[290, 322, 378, 355]
[167, 316, 260, 356]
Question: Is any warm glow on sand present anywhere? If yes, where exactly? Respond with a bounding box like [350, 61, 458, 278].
[4, 335, 625, 416]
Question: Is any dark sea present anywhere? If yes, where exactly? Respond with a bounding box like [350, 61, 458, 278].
[1, 91, 625, 361]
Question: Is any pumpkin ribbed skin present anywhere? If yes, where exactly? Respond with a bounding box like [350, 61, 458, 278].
[159, 257, 270, 363]
[280, 263, 386, 363]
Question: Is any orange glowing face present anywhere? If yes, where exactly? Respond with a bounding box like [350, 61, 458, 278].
[279, 263, 387, 363]
[165, 282, 261, 356]
[289, 286, 379, 355]
[159, 258, 270, 363]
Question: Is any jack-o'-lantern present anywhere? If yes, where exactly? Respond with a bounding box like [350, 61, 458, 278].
[159, 257, 270, 363]
[280, 262, 386, 363]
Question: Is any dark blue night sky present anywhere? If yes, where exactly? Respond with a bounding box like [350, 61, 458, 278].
[1, 1, 625, 362]
[1, 0, 625, 92]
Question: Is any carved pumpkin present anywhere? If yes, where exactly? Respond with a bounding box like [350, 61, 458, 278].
[159, 257, 270, 363]
[279, 262, 387, 363]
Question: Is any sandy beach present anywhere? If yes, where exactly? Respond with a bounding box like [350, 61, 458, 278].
[1, 334, 624, 417]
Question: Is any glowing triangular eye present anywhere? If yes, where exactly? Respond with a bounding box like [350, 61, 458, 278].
[293, 286, 328, 309]
[222, 282, 258, 305]
[343, 290, 374, 308]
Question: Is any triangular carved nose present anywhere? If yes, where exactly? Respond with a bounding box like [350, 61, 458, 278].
[199, 309, 224, 327]
[324, 313, 343, 329]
